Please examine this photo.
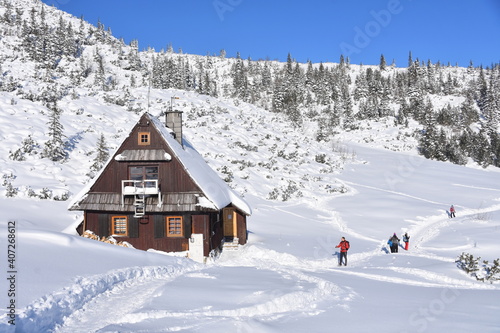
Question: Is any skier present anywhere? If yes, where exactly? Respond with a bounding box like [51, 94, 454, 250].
[388, 233, 400, 253]
[403, 232, 410, 251]
[335, 237, 349, 266]
[450, 205, 456, 218]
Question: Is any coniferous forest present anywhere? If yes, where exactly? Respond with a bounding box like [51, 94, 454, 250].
[1, 0, 499, 167]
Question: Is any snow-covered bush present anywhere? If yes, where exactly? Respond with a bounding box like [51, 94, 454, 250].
[315, 154, 327, 164]
[456, 253, 500, 283]
[482, 259, 500, 283]
[9, 135, 40, 161]
[9, 148, 25, 161]
[325, 183, 349, 194]
[38, 187, 53, 200]
[2, 173, 18, 197]
[53, 191, 70, 201]
[267, 180, 303, 202]
[218, 165, 234, 183]
[456, 252, 480, 275]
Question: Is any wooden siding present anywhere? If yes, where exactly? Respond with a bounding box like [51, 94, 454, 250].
[72, 192, 216, 212]
[192, 215, 210, 257]
[88, 116, 201, 194]
[85, 212, 194, 252]
[236, 211, 247, 245]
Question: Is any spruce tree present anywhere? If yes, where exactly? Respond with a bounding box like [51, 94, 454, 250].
[42, 103, 66, 162]
[379, 54, 387, 71]
[88, 133, 109, 178]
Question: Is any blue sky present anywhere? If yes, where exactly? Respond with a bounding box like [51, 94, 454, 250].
[42, 0, 500, 67]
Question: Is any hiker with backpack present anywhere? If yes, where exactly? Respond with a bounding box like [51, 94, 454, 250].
[450, 205, 456, 218]
[335, 237, 350, 266]
[388, 233, 400, 253]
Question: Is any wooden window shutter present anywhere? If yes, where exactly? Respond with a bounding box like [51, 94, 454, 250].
[183, 214, 191, 238]
[128, 216, 139, 238]
[154, 215, 165, 238]
[98, 214, 110, 237]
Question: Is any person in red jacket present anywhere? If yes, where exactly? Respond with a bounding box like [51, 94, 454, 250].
[335, 237, 350, 266]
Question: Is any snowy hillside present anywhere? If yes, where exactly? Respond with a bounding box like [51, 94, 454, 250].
[1, 0, 500, 332]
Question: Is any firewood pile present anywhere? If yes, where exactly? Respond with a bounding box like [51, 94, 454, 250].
[82, 230, 134, 248]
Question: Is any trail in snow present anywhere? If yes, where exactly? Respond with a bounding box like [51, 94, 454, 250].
[110, 266, 349, 328]
[47, 255, 350, 332]
[53, 277, 167, 333]
[406, 203, 500, 250]
[15, 264, 201, 333]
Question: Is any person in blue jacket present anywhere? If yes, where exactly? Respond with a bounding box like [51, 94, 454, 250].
[388, 233, 400, 253]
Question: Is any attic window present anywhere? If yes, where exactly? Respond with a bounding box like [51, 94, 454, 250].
[166, 216, 183, 237]
[138, 132, 151, 145]
[112, 216, 128, 236]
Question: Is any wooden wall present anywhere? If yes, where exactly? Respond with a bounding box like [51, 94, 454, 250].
[192, 215, 210, 256]
[236, 211, 247, 245]
[85, 211, 198, 253]
[90, 117, 201, 194]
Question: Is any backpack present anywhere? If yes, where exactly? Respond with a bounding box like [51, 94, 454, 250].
[344, 240, 350, 251]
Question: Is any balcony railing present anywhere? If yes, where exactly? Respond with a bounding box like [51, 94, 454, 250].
[121, 180, 162, 207]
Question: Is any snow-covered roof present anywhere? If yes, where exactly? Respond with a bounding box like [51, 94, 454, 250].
[148, 113, 251, 215]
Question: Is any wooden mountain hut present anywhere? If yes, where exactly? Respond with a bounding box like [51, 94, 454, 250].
[69, 111, 251, 261]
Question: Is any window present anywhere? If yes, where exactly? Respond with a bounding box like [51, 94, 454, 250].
[129, 166, 159, 186]
[166, 216, 183, 237]
[138, 132, 150, 145]
[112, 216, 128, 236]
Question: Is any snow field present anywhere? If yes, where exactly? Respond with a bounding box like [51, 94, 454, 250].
[1, 89, 500, 332]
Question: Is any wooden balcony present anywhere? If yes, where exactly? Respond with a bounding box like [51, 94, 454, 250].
[121, 180, 162, 209]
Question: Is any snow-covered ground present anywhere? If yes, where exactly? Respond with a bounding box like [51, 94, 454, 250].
[0, 87, 499, 333]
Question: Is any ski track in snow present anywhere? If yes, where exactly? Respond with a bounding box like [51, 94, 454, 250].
[343, 180, 447, 206]
[452, 183, 500, 192]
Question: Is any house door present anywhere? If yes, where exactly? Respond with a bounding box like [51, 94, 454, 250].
[223, 207, 237, 239]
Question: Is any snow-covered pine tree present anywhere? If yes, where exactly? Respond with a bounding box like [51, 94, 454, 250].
[486, 259, 500, 282]
[42, 103, 66, 162]
[379, 54, 387, 71]
[231, 53, 248, 101]
[87, 133, 109, 178]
